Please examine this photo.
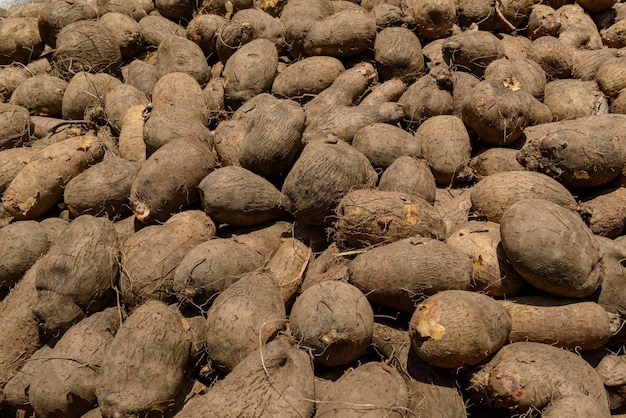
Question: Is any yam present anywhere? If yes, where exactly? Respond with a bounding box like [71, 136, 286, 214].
[215, 20, 257, 65]
[0, 17, 43, 66]
[118, 104, 146, 162]
[543, 79, 608, 120]
[279, 0, 334, 58]
[9, 75, 68, 117]
[527, 35, 574, 79]
[500, 199, 603, 298]
[264, 237, 311, 303]
[103, 83, 148, 132]
[137, 14, 186, 47]
[351, 123, 421, 170]
[581, 187, 626, 238]
[0, 220, 48, 289]
[232, 8, 285, 47]
[142, 106, 213, 156]
[442, 29, 505, 77]
[186, 13, 227, 57]
[32, 215, 119, 335]
[596, 56, 626, 99]
[62, 72, 122, 121]
[290, 280, 373, 366]
[155, 0, 198, 20]
[271, 56, 344, 99]
[3, 344, 53, 411]
[556, 3, 603, 50]
[37, 0, 98, 49]
[348, 236, 473, 313]
[0, 103, 32, 150]
[0, 147, 34, 193]
[483, 57, 547, 99]
[374, 26, 424, 83]
[120, 210, 216, 307]
[99, 12, 144, 59]
[205, 269, 286, 371]
[527, 4, 561, 39]
[462, 147, 525, 181]
[2, 135, 106, 220]
[378, 156, 436, 204]
[156, 35, 211, 86]
[121, 60, 158, 98]
[398, 73, 453, 127]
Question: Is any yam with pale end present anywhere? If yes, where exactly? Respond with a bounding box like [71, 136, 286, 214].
[409, 290, 511, 368]
[32, 215, 119, 335]
[335, 189, 446, 249]
[120, 210, 216, 307]
[470, 170, 578, 222]
[96, 301, 194, 417]
[348, 236, 473, 313]
[290, 280, 373, 366]
[2, 135, 106, 220]
[500, 199, 603, 298]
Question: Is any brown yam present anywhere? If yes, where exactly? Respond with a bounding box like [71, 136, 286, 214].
[442, 29, 505, 77]
[446, 220, 527, 297]
[409, 290, 511, 368]
[137, 14, 186, 47]
[198, 166, 287, 227]
[279, 0, 333, 58]
[103, 83, 149, 132]
[290, 280, 373, 366]
[2, 135, 106, 220]
[232, 8, 285, 47]
[118, 104, 146, 162]
[374, 26, 425, 83]
[498, 296, 615, 350]
[186, 13, 228, 57]
[151, 71, 209, 123]
[378, 156, 436, 204]
[500, 199, 602, 298]
[0, 103, 32, 150]
[470, 170, 578, 222]
[62, 72, 122, 121]
[406, 0, 456, 40]
[0, 220, 49, 289]
[527, 35, 573, 79]
[264, 237, 311, 303]
[155, 0, 198, 19]
[398, 73, 453, 127]
[37, 0, 98, 49]
[483, 57, 547, 99]
[99, 12, 144, 59]
[0, 17, 43, 66]
[96, 301, 194, 417]
[142, 107, 214, 156]
[271, 56, 345, 99]
[348, 236, 473, 313]
[205, 269, 285, 371]
[53, 20, 122, 79]
[351, 123, 421, 169]
[463, 147, 525, 181]
[556, 3, 604, 50]
[282, 137, 377, 225]
[596, 56, 626, 99]
[581, 187, 626, 238]
[0, 147, 34, 193]
[156, 35, 211, 86]
[32, 215, 119, 335]
[130, 137, 216, 223]
[64, 156, 141, 219]
[602, 19, 626, 48]
[213, 119, 246, 167]
[9, 75, 68, 117]
[335, 189, 446, 249]
[119, 210, 216, 307]
[543, 79, 608, 120]
[527, 4, 561, 39]
[215, 20, 257, 65]
[121, 60, 158, 97]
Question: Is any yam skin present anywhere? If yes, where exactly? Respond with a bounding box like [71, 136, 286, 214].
[203, 77, 226, 124]
[0, 103, 32, 150]
[335, 189, 446, 249]
[2, 135, 106, 220]
[155, 0, 198, 19]
[62, 72, 122, 121]
[282, 137, 377, 226]
[543, 79, 608, 121]
[205, 269, 286, 372]
[96, 301, 194, 417]
[173, 222, 287, 306]
[470, 170, 578, 223]
[416, 115, 470, 185]
[360, 78, 406, 106]
[264, 237, 311, 304]
[121, 60, 158, 98]
[461, 77, 544, 146]
[98, 0, 156, 18]
[215, 20, 257, 65]
[527, 4, 561, 39]
[120, 210, 216, 307]
[186, 13, 228, 57]
[53, 20, 122, 80]
[0, 66, 30, 103]
[0, 17, 43, 66]
[442, 30, 505, 77]
[468, 342, 610, 415]
[271, 56, 345, 99]
[279, 0, 334, 58]
[596, 56, 626, 99]
[137, 15, 186, 47]
[290, 280, 373, 366]
[348, 236, 473, 313]
[156, 35, 211, 86]
[198, 166, 287, 227]
[28, 308, 121, 418]
[0, 261, 41, 407]
[151, 72, 209, 124]
[581, 187, 626, 238]
[398, 73, 454, 127]
[483, 57, 547, 100]
[238, 97, 305, 177]
[102, 84, 148, 134]
[213, 119, 246, 167]
[303, 8, 376, 58]
[351, 123, 421, 170]
[602, 19, 626, 49]
[518, 114, 626, 189]
[593, 236, 626, 344]
[500, 199, 603, 298]
[3, 344, 53, 411]
[314, 362, 409, 417]
[64, 157, 141, 219]
[118, 104, 146, 162]
[32, 215, 119, 336]
[409, 290, 512, 368]
[142, 106, 214, 156]
[378, 156, 436, 204]
[9, 75, 68, 117]
[557, 3, 604, 50]
[498, 296, 615, 350]
[232, 8, 286, 47]
[572, 48, 619, 81]
[175, 336, 314, 418]
[0, 220, 49, 289]
[99, 12, 144, 59]
[446, 220, 527, 297]
[130, 137, 217, 224]
[37, 0, 98, 49]
[527, 35, 573, 80]
[462, 147, 524, 181]
[223, 38, 278, 106]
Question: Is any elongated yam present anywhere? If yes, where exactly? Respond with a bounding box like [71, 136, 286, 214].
[2, 135, 106, 220]
[103, 83, 149, 133]
[348, 236, 473, 313]
[271, 56, 344, 99]
[118, 105, 146, 162]
[205, 269, 286, 372]
[96, 301, 193, 417]
[335, 189, 446, 249]
[498, 296, 615, 350]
